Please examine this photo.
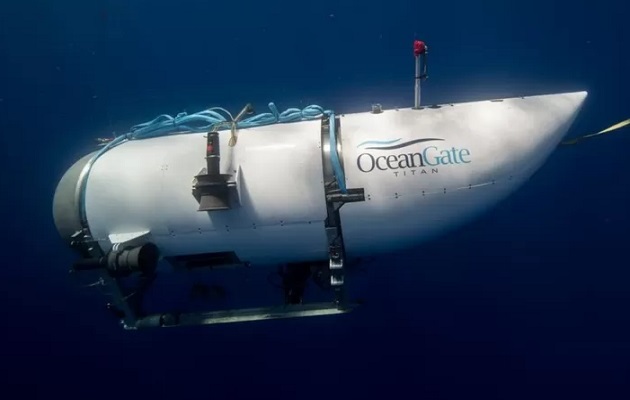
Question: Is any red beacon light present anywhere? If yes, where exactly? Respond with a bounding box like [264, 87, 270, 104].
[413, 40, 427, 57]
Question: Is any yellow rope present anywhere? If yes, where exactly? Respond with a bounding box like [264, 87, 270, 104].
[560, 118, 630, 146]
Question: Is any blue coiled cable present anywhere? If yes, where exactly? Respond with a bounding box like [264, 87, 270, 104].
[78, 102, 347, 226]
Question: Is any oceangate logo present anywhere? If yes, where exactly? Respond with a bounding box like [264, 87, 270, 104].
[355, 138, 472, 177]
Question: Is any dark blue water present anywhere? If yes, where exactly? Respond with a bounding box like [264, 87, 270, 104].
[2, 0, 629, 398]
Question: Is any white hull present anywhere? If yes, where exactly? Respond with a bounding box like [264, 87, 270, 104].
[55, 91, 587, 267]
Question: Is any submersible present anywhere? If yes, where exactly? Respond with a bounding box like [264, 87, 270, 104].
[52, 40, 588, 329]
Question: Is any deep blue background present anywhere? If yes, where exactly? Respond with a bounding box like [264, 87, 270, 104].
[1, 0, 629, 398]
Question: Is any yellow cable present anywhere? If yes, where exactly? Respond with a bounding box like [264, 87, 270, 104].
[560, 118, 630, 146]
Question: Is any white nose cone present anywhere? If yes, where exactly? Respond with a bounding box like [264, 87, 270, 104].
[338, 91, 589, 255]
[496, 90, 588, 178]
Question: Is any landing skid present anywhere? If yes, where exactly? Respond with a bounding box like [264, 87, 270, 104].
[130, 301, 359, 329]
[70, 249, 362, 329]
[69, 227, 364, 329]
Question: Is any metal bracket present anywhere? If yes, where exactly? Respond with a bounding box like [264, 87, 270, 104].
[70, 229, 142, 328]
[320, 115, 365, 305]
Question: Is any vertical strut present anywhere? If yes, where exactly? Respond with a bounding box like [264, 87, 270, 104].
[413, 40, 428, 109]
[320, 114, 365, 305]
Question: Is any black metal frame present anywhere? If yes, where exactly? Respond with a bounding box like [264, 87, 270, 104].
[320, 114, 366, 305]
[68, 112, 365, 329]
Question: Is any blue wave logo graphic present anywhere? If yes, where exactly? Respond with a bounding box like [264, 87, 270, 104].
[358, 138, 444, 151]
[356, 139, 402, 148]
